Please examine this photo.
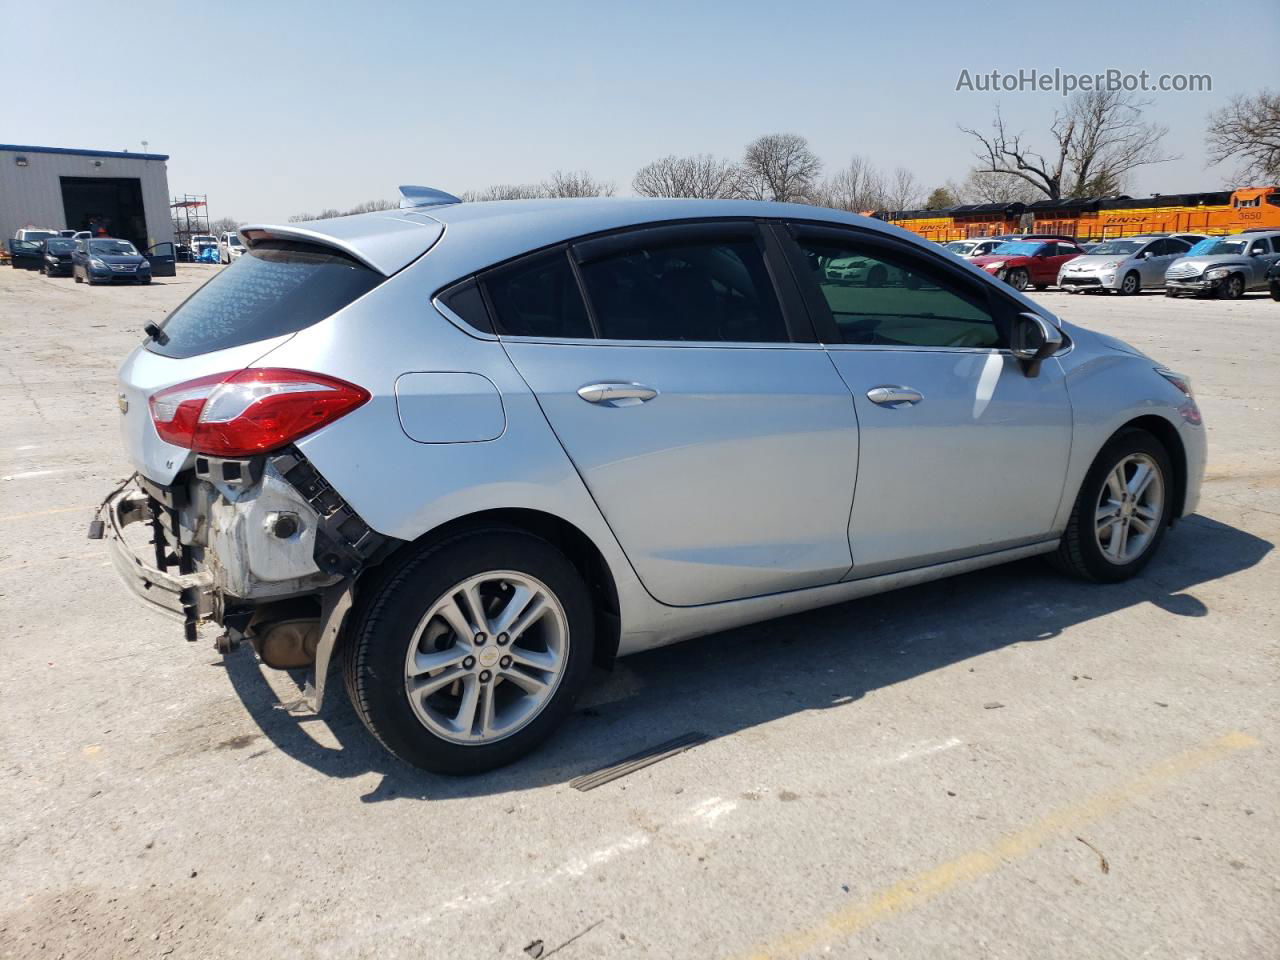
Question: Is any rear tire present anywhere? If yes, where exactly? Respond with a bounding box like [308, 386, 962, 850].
[343, 528, 595, 774]
[1050, 428, 1173, 583]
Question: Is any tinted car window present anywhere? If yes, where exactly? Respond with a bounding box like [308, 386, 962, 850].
[484, 248, 592, 339]
[578, 237, 786, 342]
[796, 236, 1000, 349]
[1165, 239, 1190, 255]
[147, 240, 384, 359]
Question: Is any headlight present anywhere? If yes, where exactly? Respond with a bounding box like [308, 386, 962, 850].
[1205, 267, 1229, 280]
[986, 261, 1005, 270]
[90, 258, 106, 269]
[139, 260, 151, 270]
[1100, 260, 1122, 269]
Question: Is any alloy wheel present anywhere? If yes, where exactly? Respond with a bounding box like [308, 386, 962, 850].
[1094, 453, 1164, 565]
[403, 571, 569, 745]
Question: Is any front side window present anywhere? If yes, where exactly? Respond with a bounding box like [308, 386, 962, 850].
[577, 236, 786, 342]
[795, 235, 1001, 349]
[483, 248, 592, 339]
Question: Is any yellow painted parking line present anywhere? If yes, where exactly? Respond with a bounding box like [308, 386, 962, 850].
[739, 731, 1261, 960]
[0, 504, 92, 523]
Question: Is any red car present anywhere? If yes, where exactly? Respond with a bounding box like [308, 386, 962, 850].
[970, 239, 1085, 291]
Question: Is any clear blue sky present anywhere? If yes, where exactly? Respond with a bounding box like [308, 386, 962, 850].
[5, 0, 1277, 222]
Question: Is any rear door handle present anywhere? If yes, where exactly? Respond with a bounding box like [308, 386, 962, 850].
[577, 382, 659, 406]
[866, 385, 923, 406]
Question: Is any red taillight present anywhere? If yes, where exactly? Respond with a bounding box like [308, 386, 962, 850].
[149, 368, 370, 456]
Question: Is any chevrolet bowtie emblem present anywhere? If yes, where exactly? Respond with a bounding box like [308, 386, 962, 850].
[117, 393, 129, 414]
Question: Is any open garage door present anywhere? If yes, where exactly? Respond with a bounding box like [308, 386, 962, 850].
[60, 177, 148, 251]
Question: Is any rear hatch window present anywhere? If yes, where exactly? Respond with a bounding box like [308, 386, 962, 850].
[146, 240, 384, 358]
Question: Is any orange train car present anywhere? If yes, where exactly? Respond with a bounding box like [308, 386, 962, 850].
[885, 186, 1280, 242]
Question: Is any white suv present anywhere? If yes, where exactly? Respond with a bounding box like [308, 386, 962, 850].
[218, 231, 246, 263]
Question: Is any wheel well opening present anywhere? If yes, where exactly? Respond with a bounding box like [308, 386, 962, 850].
[382, 509, 622, 668]
[1118, 415, 1188, 520]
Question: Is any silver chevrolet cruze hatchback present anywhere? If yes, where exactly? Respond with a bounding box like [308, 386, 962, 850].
[102, 189, 1206, 773]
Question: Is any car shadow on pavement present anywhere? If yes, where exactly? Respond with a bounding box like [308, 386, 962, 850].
[221, 514, 1271, 801]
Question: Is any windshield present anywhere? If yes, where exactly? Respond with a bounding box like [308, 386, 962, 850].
[46, 239, 76, 253]
[990, 241, 1044, 256]
[1189, 237, 1248, 256]
[1089, 240, 1143, 256]
[192, 236, 215, 244]
[23, 231, 56, 241]
[229, 235, 243, 246]
[90, 240, 138, 256]
[944, 242, 973, 254]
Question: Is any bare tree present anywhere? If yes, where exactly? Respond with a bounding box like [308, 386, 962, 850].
[738, 133, 822, 202]
[541, 170, 615, 198]
[208, 216, 240, 233]
[633, 154, 741, 198]
[813, 154, 886, 211]
[961, 91, 1173, 200]
[287, 199, 396, 222]
[884, 167, 922, 212]
[955, 168, 1040, 205]
[460, 183, 546, 201]
[1067, 90, 1173, 196]
[1206, 89, 1280, 184]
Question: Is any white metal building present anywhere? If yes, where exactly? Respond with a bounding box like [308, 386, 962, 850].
[0, 143, 174, 251]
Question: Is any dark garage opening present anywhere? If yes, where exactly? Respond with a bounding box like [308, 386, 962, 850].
[60, 177, 148, 251]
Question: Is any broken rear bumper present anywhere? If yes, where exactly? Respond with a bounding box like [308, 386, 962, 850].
[106, 488, 217, 636]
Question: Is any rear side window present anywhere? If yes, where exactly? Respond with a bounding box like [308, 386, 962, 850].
[577, 237, 787, 342]
[483, 248, 592, 339]
[148, 241, 383, 358]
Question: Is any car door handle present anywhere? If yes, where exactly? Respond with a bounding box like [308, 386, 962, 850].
[577, 382, 659, 405]
[866, 385, 923, 406]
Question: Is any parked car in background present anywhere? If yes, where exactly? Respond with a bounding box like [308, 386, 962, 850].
[58, 229, 78, 238]
[101, 191, 1205, 774]
[943, 238, 1005, 259]
[191, 235, 219, 263]
[1058, 236, 1193, 295]
[6, 238, 43, 269]
[1164, 231, 1280, 299]
[219, 231, 246, 263]
[14, 227, 59, 244]
[969, 238, 1086, 291]
[176, 242, 192, 263]
[72, 237, 152, 285]
[40, 237, 77, 276]
[823, 254, 919, 287]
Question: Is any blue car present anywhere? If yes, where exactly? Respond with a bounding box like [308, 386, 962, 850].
[72, 237, 152, 285]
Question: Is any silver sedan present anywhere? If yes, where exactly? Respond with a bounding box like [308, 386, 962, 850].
[101, 192, 1207, 773]
[1058, 235, 1196, 294]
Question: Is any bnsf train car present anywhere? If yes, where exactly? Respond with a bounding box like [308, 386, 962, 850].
[884, 186, 1280, 243]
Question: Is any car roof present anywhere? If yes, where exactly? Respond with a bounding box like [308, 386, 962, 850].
[241, 197, 907, 277]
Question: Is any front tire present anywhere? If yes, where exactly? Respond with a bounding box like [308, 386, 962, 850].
[1007, 268, 1029, 292]
[344, 528, 595, 774]
[1217, 274, 1245, 300]
[1120, 271, 1140, 295]
[1051, 428, 1173, 582]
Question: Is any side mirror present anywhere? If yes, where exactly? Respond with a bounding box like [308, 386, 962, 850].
[1141, 251, 1153, 259]
[1010, 312, 1064, 376]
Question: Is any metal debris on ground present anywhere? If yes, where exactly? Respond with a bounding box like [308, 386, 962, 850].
[569, 732, 708, 792]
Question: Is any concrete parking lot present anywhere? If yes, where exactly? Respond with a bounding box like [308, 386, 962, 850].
[1, 264, 1276, 960]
